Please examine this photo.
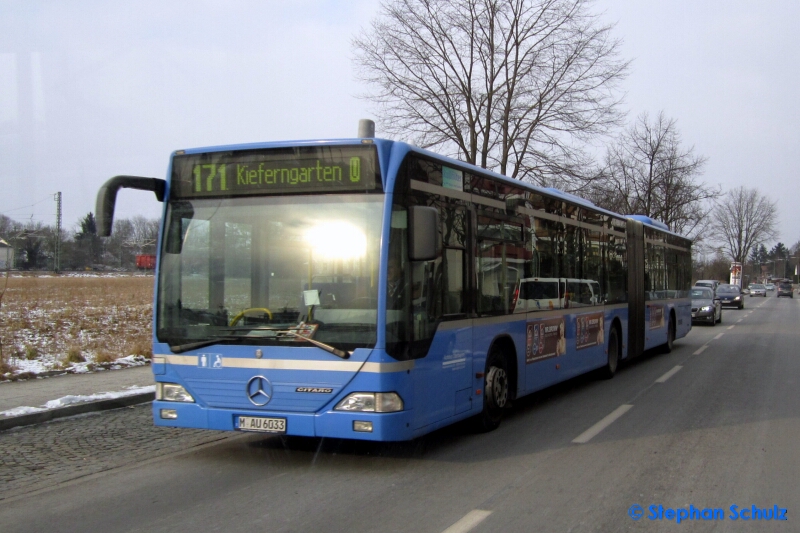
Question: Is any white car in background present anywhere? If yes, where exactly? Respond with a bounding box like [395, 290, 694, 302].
[765, 283, 775, 291]
[749, 283, 767, 297]
[514, 278, 602, 312]
[694, 280, 720, 292]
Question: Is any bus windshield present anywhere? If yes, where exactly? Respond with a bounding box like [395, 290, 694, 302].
[156, 193, 383, 351]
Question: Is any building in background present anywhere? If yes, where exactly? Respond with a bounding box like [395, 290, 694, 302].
[0, 238, 14, 270]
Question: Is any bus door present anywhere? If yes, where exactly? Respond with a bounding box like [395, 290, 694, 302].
[519, 277, 566, 391]
[408, 208, 473, 430]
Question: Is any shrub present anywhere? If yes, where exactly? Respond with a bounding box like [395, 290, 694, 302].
[0, 355, 15, 375]
[65, 346, 86, 363]
[25, 345, 39, 361]
[127, 341, 153, 359]
[94, 350, 117, 364]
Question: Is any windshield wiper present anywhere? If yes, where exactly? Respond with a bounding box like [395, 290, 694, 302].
[219, 325, 351, 358]
[169, 336, 239, 354]
[169, 329, 351, 359]
[276, 330, 352, 359]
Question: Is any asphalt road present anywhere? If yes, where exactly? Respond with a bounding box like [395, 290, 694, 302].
[2, 295, 798, 532]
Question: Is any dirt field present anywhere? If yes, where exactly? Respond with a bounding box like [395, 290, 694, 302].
[0, 274, 153, 377]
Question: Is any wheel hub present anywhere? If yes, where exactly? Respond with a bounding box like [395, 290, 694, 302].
[486, 366, 508, 409]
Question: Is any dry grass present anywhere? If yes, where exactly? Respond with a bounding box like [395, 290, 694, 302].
[65, 346, 86, 363]
[0, 274, 153, 377]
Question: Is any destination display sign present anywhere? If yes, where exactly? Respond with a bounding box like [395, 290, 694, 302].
[170, 145, 380, 198]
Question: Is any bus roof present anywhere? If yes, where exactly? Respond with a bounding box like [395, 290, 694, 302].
[171, 136, 683, 239]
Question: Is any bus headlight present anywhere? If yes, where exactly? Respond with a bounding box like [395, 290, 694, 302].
[334, 392, 403, 413]
[156, 383, 195, 403]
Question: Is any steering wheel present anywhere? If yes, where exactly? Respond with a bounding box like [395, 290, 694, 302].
[229, 307, 273, 326]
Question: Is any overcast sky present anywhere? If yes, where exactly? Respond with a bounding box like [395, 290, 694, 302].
[1, 0, 798, 249]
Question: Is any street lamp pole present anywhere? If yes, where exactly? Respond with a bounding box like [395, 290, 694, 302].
[760, 260, 775, 282]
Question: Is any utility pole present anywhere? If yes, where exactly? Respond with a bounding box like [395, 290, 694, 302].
[54, 192, 62, 273]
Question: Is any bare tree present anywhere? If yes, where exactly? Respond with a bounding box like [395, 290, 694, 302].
[130, 216, 159, 254]
[709, 186, 777, 265]
[588, 111, 715, 236]
[353, 0, 629, 185]
[103, 218, 135, 268]
[693, 248, 733, 285]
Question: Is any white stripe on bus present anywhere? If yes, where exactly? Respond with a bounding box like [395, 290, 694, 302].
[155, 355, 414, 373]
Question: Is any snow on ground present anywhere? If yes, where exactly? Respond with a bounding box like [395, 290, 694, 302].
[0, 385, 155, 417]
[1, 274, 153, 380]
[0, 355, 152, 418]
[8, 354, 150, 377]
[1, 275, 156, 418]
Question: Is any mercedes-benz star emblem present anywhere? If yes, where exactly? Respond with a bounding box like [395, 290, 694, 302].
[246, 375, 273, 406]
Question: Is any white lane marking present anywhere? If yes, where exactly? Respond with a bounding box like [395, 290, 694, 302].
[572, 404, 633, 444]
[694, 345, 709, 355]
[442, 510, 493, 533]
[737, 319, 743, 323]
[727, 325, 735, 330]
[713, 333, 724, 340]
[655, 366, 683, 383]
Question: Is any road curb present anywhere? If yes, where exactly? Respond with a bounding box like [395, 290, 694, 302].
[0, 392, 155, 432]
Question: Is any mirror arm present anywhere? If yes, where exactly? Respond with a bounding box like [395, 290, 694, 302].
[96, 176, 166, 236]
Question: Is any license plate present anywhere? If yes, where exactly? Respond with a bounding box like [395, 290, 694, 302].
[237, 416, 287, 433]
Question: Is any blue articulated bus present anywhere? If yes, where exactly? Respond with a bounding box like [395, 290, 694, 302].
[96, 121, 692, 441]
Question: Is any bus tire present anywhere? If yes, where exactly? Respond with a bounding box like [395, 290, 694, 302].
[473, 348, 509, 432]
[663, 315, 675, 353]
[600, 326, 620, 379]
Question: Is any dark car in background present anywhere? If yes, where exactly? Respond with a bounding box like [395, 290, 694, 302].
[777, 281, 794, 298]
[715, 284, 745, 309]
[691, 287, 721, 325]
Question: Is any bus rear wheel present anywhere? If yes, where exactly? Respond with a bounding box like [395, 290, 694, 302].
[663, 316, 675, 353]
[473, 349, 509, 432]
[600, 327, 619, 379]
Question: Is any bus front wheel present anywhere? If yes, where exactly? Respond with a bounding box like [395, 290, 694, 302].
[473, 349, 509, 432]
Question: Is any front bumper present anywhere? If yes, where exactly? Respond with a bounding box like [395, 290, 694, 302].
[691, 309, 715, 322]
[153, 401, 415, 441]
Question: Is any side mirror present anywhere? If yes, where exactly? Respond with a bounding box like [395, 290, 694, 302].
[408, 206, 441, 261]
[96, 176, 166, 236]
